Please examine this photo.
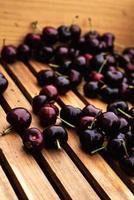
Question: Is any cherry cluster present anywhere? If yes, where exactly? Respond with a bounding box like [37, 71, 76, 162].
[0, 21, 134, 103]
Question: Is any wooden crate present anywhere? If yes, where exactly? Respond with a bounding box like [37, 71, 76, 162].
[0, 1, 134, 199]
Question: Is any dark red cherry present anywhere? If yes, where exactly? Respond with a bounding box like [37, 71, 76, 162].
[88, 71, 104, 82]
[57, 60, 72, 75]
[74, 37, 87, 53]
[55, 46, 69, 63]
[69, 48, 80, 59]
[79, 128, 104, 153]
[38, 104, 58, 127]
[37, 70, 55, 86]
[69, 69, 82, 88]
[100, 85, 119, 103]
[6, 107, 32, 133]
[36, 46, 54, 63]
[1, 45, 17, 63]
[17, 44, 31, 61]
[84, 81, 99, 98]
[0, 73, 8, 93]
[101, 32, 115, 51]
[77, 116, 94, 132]
[40, 84, 59, 101]
[82, 104, 102, 117]
[123, 47, 134, 56]
[24, 33, 41, 49]
[90, 53, 105, 71]
[119, 155, 134, 175]
[22, 128, 44, 153]
[125, 131, 134, 147]
[105, 70, 124, 87]
[118, 117, 129, 133]
[72, 55, 88, 74]
[55, 76, 70, 95]
[60, 105, 82, 126]
[107, 101, 129, 117]
[129, 107, 134, 118]
[43, 125, 68, 149]
[58, 25, 71, 43]
[32, 95, 48, 114]
[96, 112, 120, 136]
[70, 24, 81, 40]
[42, 26, 58, 45]
[85, 30, 100, 40]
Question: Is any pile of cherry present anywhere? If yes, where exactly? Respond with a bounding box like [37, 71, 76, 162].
[0, 21, 134, 102]
[0, 21, 134, 176]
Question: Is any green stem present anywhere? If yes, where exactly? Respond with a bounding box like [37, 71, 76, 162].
[57, 116, 75, 128]
[49, 64, 59, 68]
[88, 110, 102, 129]
[128, 85, 134, 89]
[121, 140, 129, 157]
[91, 146, 105, 154]
[98, 59, 107, 73]
[117, 108, 133, 119]
[88, 17, 92, 31]
[56, 139, 61, 150]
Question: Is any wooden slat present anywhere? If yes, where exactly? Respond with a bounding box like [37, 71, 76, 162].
[6, 60, 134, 200]
[0, 165, 18, 200]
[0, 65, 100, 200]
[0, 107, 60, 200]
[0, 0, 134, 47]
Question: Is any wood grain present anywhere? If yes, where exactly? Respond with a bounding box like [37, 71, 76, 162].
[0, 166, 18, 200]
[0, 0, 134, 48]
[6, 60, 134, 200]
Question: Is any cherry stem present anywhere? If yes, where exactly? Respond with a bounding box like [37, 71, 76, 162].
[128, 85, 134, 89]
[3, 38, 6, 47]
[56, 139, 61, 150]
[98, 59, 107, 73]
[49, 63, 59, 68]
[88, 17, 92, 31]
[117, 108, 133, 119]
[121, 139, 129, 157]
[57, 116, 75, 128]
[31, 21, 41, 33]
[0, 126, 13, 136]
[71, 15, 79, 25]
[88, 110, 102, 129]
[100, 84, 107, 90]
[91, 146, 105, 154]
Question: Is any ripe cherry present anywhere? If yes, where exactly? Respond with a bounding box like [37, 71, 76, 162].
[40, 84, 59, 101]
[32, 95, 48, 114]
[0, 73, 8, 94]
[1, 45, 17, 63]
[37, 70, 55, 86]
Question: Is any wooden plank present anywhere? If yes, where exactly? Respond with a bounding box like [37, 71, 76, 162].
[0, 65, 100, 200]
[0, 166, 18, 200]
[0, 107, 60, 200]
[0, 0, 134, 47]
[7, 60, 134, 199]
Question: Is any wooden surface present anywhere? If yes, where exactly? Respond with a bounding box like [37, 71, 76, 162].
[0, 0, 134, 199]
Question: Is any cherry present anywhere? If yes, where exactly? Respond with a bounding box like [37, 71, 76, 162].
[69, 69, 82, 88]
[36, 46, 54, 63]
[58, 25, 71, 42]
[79, 128, 104, 153]
[107, 101, 129, 117]
[37, 70, 55, 86]
[0, 73, 8, 93]
[55, 76, 70, 94]
[77, 116, 95, 132]
[24, 33, 41, 49]
[32, 95, 48, 114]
[82, 104, 101, 117]
[86, 38, 100, 54]
[43, 125, 68, 149]
[38, 104, 59, 127]
[84, 81, 99, 98]
[129, 107, 134, 118]
[17, 44, 31, 61]
[105, 70, 124, 87]
[72, 55, 88, 74]
[40, 84, 59, 101]
[70, 24, 81, 40]
[1, 45, 17, 63]
[6, 107, 32, 133]
[22, 128, 44, 153]
[55, 46, 69, 63]
[60, 105, 82, 126]
[118, 117, 129, 133]
[90, 53, 105, 71]
[42, 26, 58, 45]
[119, 155, 134, 175]
[57, 60, 72, 75]
[74, 37, 87, 53]
[125, 131, 134, 147]
[100, 85, 119, 102]
[123, 47, 134, 56]
[69, 48, 80, 59]
[101, 32, 115, 51]
[96, 112, 120, 136]
[88, 71, 104, 82]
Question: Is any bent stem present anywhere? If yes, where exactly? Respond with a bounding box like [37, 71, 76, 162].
[117, 108, 133, 119]
[56, 139, 61, 150]
[57, 116, 75, 128]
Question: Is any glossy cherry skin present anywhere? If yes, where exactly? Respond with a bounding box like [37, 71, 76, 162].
[58, 25, 71, 42]
[32, 95, 48, 114]
[107, 101, 129, 117]
[85, 31, 100, 41]
[38, 105, 58, 127]
[100, 85, 119, 103]
[36, 46, 54, 63]
[0, 73, 8, 93]
[55, 76, 70, 95]
[105, 70, 124, 87]
[84, 81, 99, 98]
[60, 105, 82, 126]
[57, 60, 72, 75]
[101, 32, 115, 51]
[119, 155, 134, 175]
[37, 70, 55, 86]
[118, 117, 129, 134]
[72, 56, 88, 74]
[96, 112, 120, 136]
[24, 33, 41, 49]
[17, 44, 31, 61]
[88, 71, 104, 82]
[69, 69, 82, 88]
[43, 125, 68, 149]
[107, 133, 127, 160]
[42, 26, 58, 45]
[1, 45, 17, 63]
[40, 84, 59, 101]
[70, 24, 81, 40]
[90, 53, 105, 71]
[22, 128, 44, 153]
[77, 116, 95, 132]
[55, 46, 69, 63]
[81, 104, 101, 117]
[79, 128, 104, 153]
[6, 107, 32, 133]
